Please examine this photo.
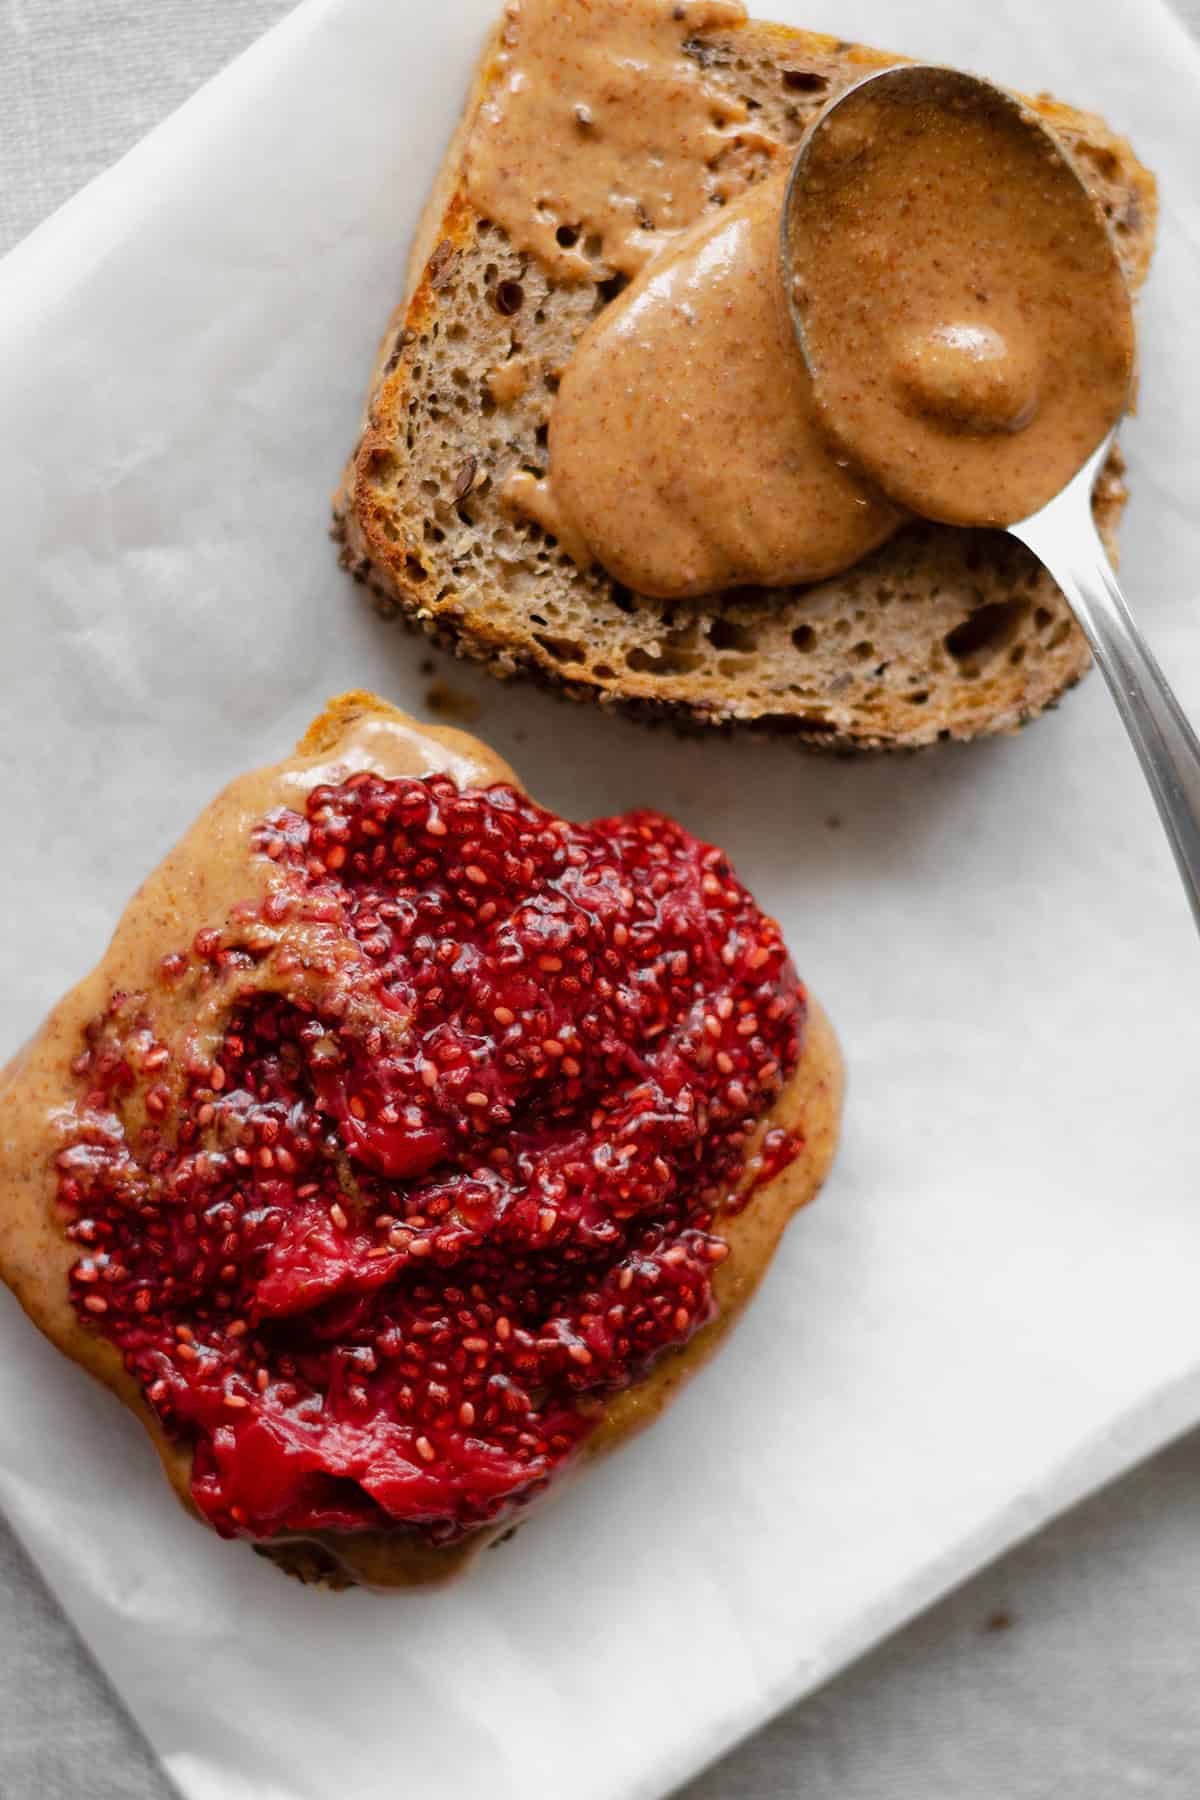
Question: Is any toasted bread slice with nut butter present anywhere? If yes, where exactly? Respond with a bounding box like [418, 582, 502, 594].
[334, 5, 1157, 749]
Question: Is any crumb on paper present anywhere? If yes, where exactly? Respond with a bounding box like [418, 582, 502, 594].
[419, 657, 435, 676]
[426, 678, 482, 724]
[984, 1609, 1013, 1633]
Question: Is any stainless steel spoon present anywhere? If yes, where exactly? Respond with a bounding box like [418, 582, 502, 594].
[783, 64, 1200, 928]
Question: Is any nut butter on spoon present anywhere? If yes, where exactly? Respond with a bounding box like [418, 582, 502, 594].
[784, 63, 1200, 927]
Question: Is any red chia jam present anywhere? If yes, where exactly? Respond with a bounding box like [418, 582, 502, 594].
[55, 774, 804, 1544]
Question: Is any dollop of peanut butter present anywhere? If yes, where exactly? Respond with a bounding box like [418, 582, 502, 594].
[785, 69, 1135, 527]
[515, 174, 902, 597]
[893, 322, 1041, 437]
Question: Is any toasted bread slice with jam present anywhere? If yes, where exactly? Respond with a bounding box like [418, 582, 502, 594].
[334, 6, 1157, 749]
[0, 692, 844, 1588]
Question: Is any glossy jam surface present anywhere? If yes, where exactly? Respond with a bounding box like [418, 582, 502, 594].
[56, 775, 803, 1542]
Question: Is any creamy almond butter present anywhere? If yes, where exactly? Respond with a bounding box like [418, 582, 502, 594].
[785, 68, 1135, 527]
[469, 0, 903, 593]
[471, 9, 1134, 592]
[465, 0, 773, 282]
[522, 173, 903, 596]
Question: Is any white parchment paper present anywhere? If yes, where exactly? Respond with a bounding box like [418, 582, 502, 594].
[1, 2, 1199, 1796]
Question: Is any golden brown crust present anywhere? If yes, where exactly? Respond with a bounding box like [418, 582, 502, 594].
[0, 692, 843, 1589]
[334, 11, 1157, 751]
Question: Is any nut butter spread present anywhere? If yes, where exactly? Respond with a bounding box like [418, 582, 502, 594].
[465, 0, 773, 282]
[786, 68, 1135, 527]
[471, 12, 1133, 595]
[531, 172, 904, 597]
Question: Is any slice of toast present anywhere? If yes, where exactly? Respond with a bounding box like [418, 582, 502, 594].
[0, 692, 844, 1590]
[334, 6, 1157, 750]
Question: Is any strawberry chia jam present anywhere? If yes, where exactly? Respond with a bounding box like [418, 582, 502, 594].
[56, 774, 803, 1543]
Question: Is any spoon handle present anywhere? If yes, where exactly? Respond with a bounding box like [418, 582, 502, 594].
[1013, 449, 1200, 932]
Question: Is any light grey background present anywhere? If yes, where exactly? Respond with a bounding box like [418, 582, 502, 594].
[2, 4, 1199, 1797]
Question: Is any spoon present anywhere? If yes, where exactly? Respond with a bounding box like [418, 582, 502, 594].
[782, 64, 1200, 928]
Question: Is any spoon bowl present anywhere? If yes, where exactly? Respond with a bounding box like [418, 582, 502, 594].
[781, 63, 1136, 527]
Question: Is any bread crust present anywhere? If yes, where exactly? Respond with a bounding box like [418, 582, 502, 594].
[334, 11, 1157, 751]
[0, 692, 843, 1589]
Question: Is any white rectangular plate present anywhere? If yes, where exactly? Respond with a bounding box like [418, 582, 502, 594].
[1, 2, 1199, 1797]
